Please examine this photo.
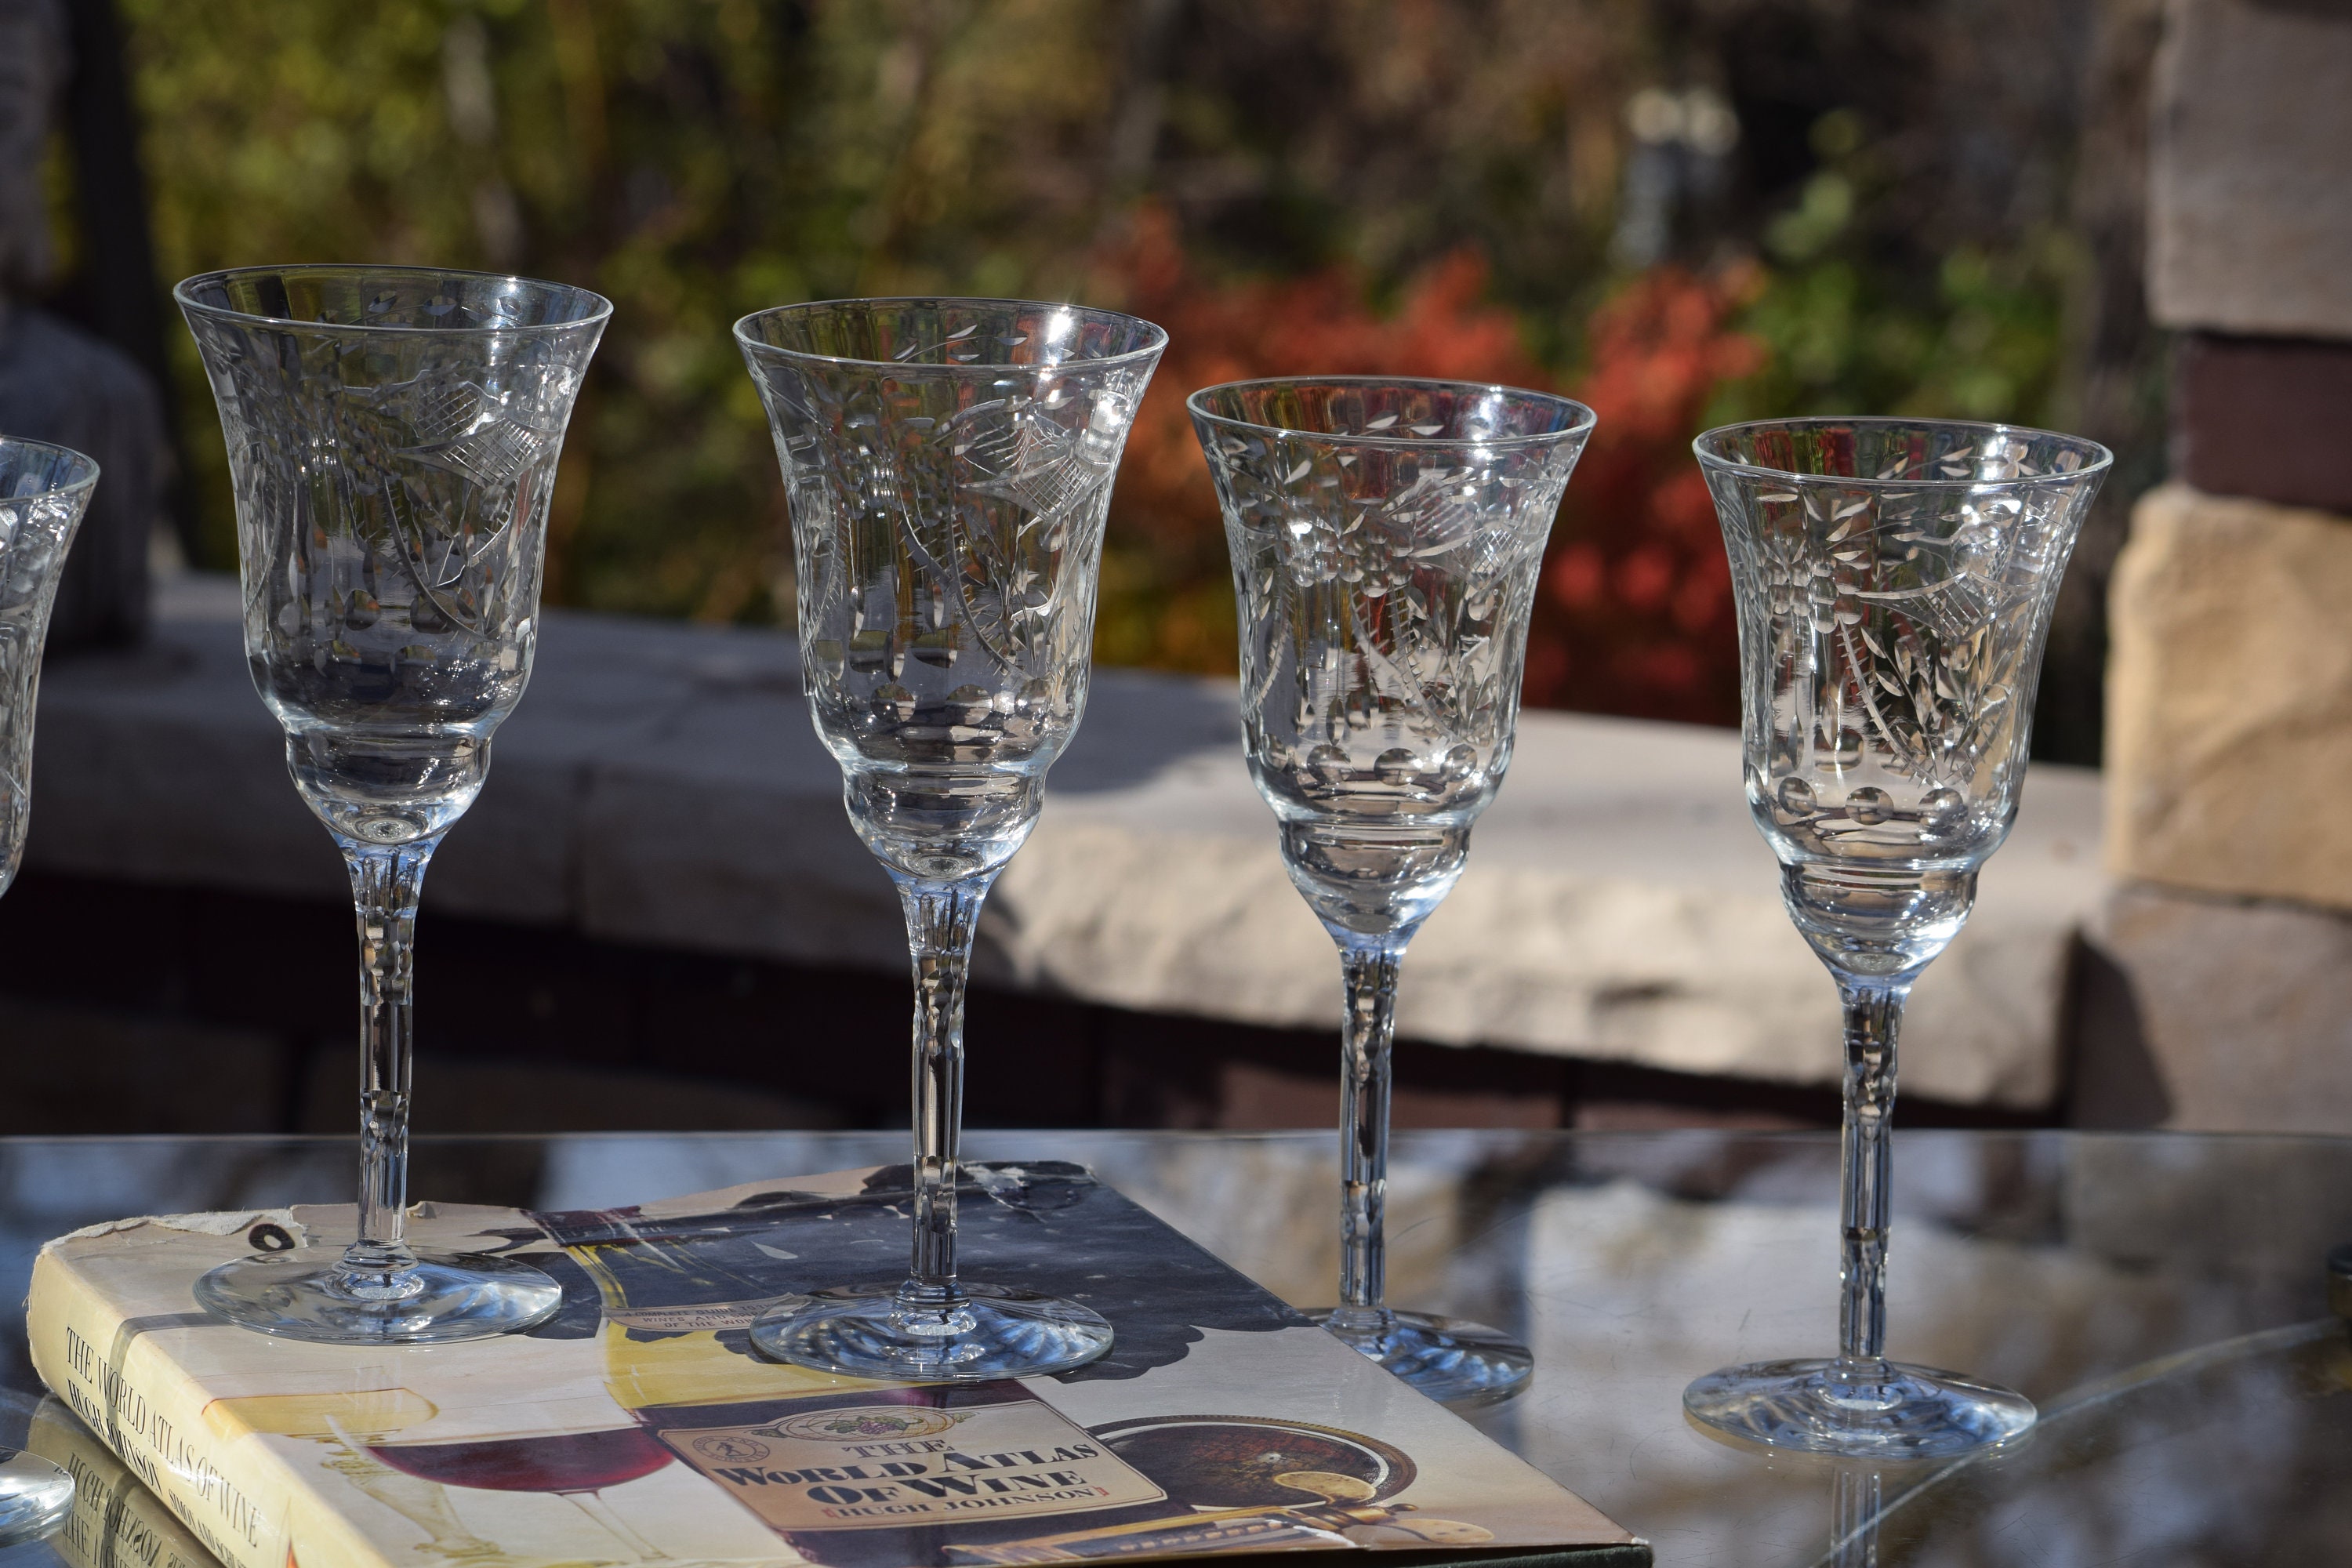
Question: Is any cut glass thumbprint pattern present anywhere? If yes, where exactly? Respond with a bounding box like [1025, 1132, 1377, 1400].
[1683, 418, 2109, 1459]
[176, 265, 610, 1344]
[1192, 377, 1595, 1405]
[735, 299, 1165, 1381]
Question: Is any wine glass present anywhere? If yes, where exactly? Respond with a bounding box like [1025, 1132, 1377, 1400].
[201, 1392, 505, 1563]
[176, 266, 610, 1343]
[0, 435, 99, 1541]
[735, 298, 1164, 1381]
[1682, 417, 2108, 1457]
[1189, 377, 1595, 1404]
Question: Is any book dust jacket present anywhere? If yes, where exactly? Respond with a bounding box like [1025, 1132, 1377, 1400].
[27, 1162, 1643, 1568]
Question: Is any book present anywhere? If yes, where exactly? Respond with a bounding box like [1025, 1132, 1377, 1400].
[28, 1395, 226, 1568]
[27, 1160, 1646, 1568]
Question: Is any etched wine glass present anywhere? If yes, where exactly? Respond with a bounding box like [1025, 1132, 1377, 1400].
[1190, 377, 1594, 1404]
[1682, 417, 2108, 1457]
[177, 265, 609, 1343]
[0, 434, 99, 1541]
[737, 298, 1163, 1380]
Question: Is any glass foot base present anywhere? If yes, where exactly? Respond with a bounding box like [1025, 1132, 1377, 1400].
[750, 1283, 1114, 1382]
[1683, 1357, 2035, 1459]
[0, 1451, 71, 1544]
[194, 1250, 564, 1344]
[1312, 1308, 1533, 1406]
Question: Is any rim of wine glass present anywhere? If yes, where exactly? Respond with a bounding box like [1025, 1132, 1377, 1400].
[1693, 416, 2114, 489]
[734, 296, 1168, 372]
[172, 263, 614, 336]
[1186, 375, 1597, 451]
[0, 435, 100, 502]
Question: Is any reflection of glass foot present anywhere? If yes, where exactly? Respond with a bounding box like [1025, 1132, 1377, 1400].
[1683, 1357, 2034, 1459]
[0, 1450, 73, 1544]
[196, 1250, 563, 1345]
[751, 1283, 1112, 1381]
[1312, 1308, 1533, 1407]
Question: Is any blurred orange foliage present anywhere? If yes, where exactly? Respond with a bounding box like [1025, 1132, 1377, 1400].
[1534, 264, 1766, 723]
[1097, 207, 1764, 724]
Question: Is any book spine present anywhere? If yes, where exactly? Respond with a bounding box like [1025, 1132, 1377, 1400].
[25, 1245, 393, 1568]
[28, 1396, 225, 1568]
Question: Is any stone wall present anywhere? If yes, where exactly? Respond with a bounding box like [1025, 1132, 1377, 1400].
[2094, 0, 2352, 1132]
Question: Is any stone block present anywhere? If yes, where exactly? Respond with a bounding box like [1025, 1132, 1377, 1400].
[1002, 709, 2103, 1110]
[2089, 881, 2352, 1133]
[2107, 484, 2352, 908]
[2147, 0, 2352, 339]
[29, 608, 344, 903]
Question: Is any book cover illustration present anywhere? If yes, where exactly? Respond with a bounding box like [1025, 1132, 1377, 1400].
[28, 1162, 1641, 1568]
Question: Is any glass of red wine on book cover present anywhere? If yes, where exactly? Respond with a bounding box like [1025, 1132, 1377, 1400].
[734, 298, 1164, 1380]
[176, 266, 610, 1343]
[0, 435, 100, 1537]
[1189, 377, 1594, 1403]
[365, 1423, 674, 1560]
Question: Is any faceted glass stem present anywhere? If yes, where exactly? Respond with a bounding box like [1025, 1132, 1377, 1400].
[1682, 866, 2035, 1454]
[1309, 919, 1533, 1404]
[1831, 1467, 1884, 1568]
[194, 817, 562, 1341]
[339, 833, 441, 1296]
[1835, 978, 1906, 1379]
[895, 871, 992, 1320]
[746, 855, 1112, 1379]
[1331, 933, 1404, 1326]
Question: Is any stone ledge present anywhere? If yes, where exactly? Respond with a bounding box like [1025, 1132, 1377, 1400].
[2106, 484, 2352, 909]
[2087, 881, 2352, 1134]
[27, 574, 2108, 1109]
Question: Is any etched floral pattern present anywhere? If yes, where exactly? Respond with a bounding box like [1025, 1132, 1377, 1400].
[740, 302, 1163, 781]
[1704, 421, 2107, 869]
[0, 441, 97, 897]
[179, 270, 605, 744]
[1193, 381, 1592, 833]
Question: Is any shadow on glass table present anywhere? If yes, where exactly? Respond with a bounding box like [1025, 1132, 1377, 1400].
[0, 1128, 2343, 1566]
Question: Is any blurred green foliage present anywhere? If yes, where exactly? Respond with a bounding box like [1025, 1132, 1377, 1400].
[111, 0, 2087, 695]
[124, 0, 1131, 620]
[1708, 111, 2074, 434]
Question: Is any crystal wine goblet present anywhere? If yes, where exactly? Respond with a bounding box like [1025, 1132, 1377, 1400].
[1190, 377, 1594, 1404]
[737, 298, 1163, 1380]
[1682, 417, 2108, 1457]
[0, 434, 99, 1540]
[177, 265, 610, 1343]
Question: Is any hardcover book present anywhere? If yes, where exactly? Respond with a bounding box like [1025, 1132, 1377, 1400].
[27, 1160, 1645, 1568]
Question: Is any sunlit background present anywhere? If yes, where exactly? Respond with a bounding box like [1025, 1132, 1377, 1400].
[47, 0, 2158, 762]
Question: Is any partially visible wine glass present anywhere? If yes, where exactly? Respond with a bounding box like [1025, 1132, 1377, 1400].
[1190, 377, 1594, 1405]
[736, 298, 1164, 1381]
[367, 1427, 673, 1561]
[0, 435, 101, 1542]
[1681, 417, 2107, 1457]
[176, 266, 609, 1344]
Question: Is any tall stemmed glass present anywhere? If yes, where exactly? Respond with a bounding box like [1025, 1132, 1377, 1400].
[1682, 418, 2107, 1457]
[178, 266, 609, 1343]
[737, 299, 1163, 1381]
[0, 436, 98, 1539]
[1191, 377, 1594, 1405]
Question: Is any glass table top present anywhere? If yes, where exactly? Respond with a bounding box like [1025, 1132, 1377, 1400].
[0, 1127, 2344, 1566]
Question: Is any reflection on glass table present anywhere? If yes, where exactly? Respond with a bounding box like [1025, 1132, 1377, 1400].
[0, 1128, 2343, 1567]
